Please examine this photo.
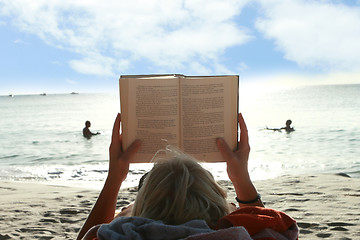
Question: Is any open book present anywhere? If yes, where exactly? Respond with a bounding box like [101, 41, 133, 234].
[120, 74, 239, 162]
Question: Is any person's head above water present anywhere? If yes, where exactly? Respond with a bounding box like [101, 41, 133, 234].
[132, 155, 229, 228]
[85, 121, 91, 128]
[285, 119, 292, 127]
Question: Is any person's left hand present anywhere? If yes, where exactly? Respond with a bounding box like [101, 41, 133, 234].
[216, 113, 250, 183]
[109, 113, 141, 183]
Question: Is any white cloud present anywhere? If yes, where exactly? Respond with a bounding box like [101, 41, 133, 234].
[14, 38, 26, 44]
[66, 78, 77, 85]
[257, 71, 360, 87]
[0, 0, 252, 75]
[51, 60, 62, 66]
[69, 53, 116, 76]
[237, 62, 248, 72]
[2, 0, 359, 79]
[255, 0, 360, 72]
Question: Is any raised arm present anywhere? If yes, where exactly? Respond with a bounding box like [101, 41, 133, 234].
[216, 113, 264, 208]
[77, 113, 141, 240]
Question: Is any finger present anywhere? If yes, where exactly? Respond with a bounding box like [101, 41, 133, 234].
[121, 139, 141, 160]
[111, 113, 121, 144]
[216, 138, 235, 161]
[238, 113, 249, 147]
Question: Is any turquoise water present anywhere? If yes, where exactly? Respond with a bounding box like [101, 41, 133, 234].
[0, 84, 359, 189]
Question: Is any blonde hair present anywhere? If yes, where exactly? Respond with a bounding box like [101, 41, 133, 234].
[132, 155, 229, 228]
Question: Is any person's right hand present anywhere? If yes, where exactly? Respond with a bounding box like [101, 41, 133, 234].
[109, 113, 141, 183]
[216, 113, 250, 182]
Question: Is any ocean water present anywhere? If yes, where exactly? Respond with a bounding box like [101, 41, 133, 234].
[0, 84, 359, 189]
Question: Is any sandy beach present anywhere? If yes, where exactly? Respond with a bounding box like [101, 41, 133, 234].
[1, 173, 359, 239]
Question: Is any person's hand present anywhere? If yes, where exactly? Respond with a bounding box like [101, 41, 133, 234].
[77, 114, 141, 240]
[216, 113, 250, 182]
[217, 113, 263, 207]
[109, 113, 141, 183]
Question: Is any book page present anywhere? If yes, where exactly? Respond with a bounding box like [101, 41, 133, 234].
[180, 76, 238, 162]
[120, 75, 180, 162]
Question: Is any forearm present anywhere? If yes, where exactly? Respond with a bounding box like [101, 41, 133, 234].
[231, 172, 264, 208]
[77, 176, 122, 240]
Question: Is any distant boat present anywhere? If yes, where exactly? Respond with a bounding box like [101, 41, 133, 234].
[70, 92, 79, 94]
[8, 94, 14, 97]
[40, 93, 46, 96]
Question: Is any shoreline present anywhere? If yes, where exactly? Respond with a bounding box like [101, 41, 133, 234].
[1, 173, 359, 239]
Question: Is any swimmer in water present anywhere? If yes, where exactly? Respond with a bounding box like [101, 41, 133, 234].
[265, 119, 295, 133]
[83, 121, 101, 139]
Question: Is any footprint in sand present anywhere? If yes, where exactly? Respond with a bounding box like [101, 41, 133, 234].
[330, 226, 348, 231]
[284, 208, 300, 212]
[80, 200, 93, 207]
[40, 218, 59, 223]
[60, 217, 81, 224]
[327, 222, 355, 227]
[43, 211, 56, 217]
[326, 222, 354, 232]
[316, 233, 332, 238]
[59, 208, 79, 215]
[18, 227, 57, 234]
[299, 229, 313, 235]
[0, 233, 12, 240]
[33, 236, 53, 240]
[297, 222, 329, 234]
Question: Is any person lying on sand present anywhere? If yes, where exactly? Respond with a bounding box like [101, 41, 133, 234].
[77, 113, 298, 240]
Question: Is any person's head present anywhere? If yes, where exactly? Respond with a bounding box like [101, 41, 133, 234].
[132, 155, 229, 228]
[286, 119, 292, 127]
[85, 121, 91, 128]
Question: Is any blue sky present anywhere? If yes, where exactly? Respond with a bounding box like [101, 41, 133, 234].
[1, 0, 360, 95]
